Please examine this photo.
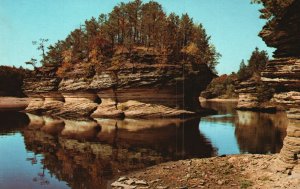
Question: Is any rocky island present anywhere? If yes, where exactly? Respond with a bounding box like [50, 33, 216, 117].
[22, 0, 218, 120]
[0, 0, 299, 189]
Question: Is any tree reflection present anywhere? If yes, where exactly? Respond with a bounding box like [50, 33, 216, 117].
[26, 153, 50, 186]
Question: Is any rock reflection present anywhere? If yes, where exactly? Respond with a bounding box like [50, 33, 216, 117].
[235, 111, 288, 154]
[41, 116, 65, 135]
[61, 119, 100, 141]
[21, 114, 215, 189]
[200, 101, 288, 154]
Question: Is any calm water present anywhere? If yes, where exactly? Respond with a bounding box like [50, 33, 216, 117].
[0, 102, 288, 189]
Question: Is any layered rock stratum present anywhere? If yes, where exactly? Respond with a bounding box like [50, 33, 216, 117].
[23, 51, 215, 119]
[237, 0, 300, 175]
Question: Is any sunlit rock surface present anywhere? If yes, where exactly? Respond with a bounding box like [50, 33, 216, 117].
[118, 100, 195, 118]
[23, 53, 215, 119]
[55, 92, 99, 119]
[236, 79, 277, 111]
[25, 97, 45, 113]
[91, 98, 124, 119]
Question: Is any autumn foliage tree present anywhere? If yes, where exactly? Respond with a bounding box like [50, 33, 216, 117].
[36, 0, 220, 77]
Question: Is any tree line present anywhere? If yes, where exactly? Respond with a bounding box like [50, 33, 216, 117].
[202, 47, 269, 99]
[27, 0, 220, 76]
[237, 47, 268, 81]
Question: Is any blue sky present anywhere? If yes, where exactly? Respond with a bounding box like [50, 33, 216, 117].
[0, 0, 273, 74]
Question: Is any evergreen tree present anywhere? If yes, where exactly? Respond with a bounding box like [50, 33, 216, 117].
[34, 0, 220, 76]
[237, 47, 269, 80]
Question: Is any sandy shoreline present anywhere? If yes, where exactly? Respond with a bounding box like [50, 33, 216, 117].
[111, 154, 299, 189]
[0, 97, 30, 111]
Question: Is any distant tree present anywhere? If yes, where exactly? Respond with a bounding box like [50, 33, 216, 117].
[201, 74, 238, 99]
[237, 59, 249, 80]
[32, 38, 49, 62]
[25, 58, 38, 69]
[248, 47, 268, 73]
[43, 40, 65, 65]
[237, 48, 269, 81]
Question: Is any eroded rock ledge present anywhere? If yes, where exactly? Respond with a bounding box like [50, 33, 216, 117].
[236, 0, 300, 175]
[23, 53, 215, 119]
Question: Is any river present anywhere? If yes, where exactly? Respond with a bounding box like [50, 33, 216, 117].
[0, 101, 288, 189]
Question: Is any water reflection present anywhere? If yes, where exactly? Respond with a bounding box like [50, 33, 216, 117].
[200, 101, 288, 155]
[21, 114, 216, 189]
[235, 111, 288, 154]
[0, 103, 289, 189]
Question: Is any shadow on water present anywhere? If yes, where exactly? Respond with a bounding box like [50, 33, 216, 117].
[0, 103, 288, 189]
[0, 112, 29, 134]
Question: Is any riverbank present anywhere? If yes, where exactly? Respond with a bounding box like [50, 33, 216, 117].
[111, 154, 299, 189]
[0, 97, 30, 111]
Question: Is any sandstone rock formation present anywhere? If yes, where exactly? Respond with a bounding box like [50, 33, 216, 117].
[237, 0, 300, 175]
[23, 52, 215, 119]
[235, 78, 277, 112]
[236, 79, 261, 110]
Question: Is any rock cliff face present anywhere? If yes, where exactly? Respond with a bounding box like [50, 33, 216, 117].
[23, 52, 215, 119]
[237, 1, 300, 175]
